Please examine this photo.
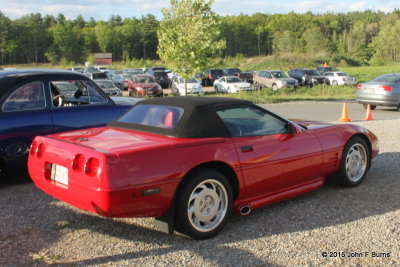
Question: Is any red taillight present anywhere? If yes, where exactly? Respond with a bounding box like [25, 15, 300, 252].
[30, 141, 38, 156]
[37, 144, 45, 158]
[72, 154, 85, 171]
[85, 157, 99, 176]
[356, 84, 362, 90]
[208, 74, 212, 79]
[380, 85, 392, 91]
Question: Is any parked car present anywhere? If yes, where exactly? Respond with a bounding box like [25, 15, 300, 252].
[200, 69, 224, 86]
[0, 69, 139, 181]
[171, 76, 203, 96]
[356, 73, 400, 110]
[83, 72, 109, 80]
[223, 68, 253, 83]
[288, 68, 328, 87]
[28, 96, 378, 239]
[94, 80, 123, 96]
[253, 70, 298, 90]
[316, 66, 339, 75]
[146, 70, 170, 89]
[213, 76, 253, 93]
[112, 74, 132, 90]
[69, 67, 84, 73]
[128, 74, 163, 97]
[94, 66, 109, 73]
[324, 71, 356, 86]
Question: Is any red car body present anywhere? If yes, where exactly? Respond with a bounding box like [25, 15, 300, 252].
[128, 74, 163, 97]
[28, 97, 378, 239]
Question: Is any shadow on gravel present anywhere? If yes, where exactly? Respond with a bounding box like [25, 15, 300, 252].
[1, 152, 398, 266]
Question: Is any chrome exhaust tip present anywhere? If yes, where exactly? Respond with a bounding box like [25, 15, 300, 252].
[239, 205, 251, 216]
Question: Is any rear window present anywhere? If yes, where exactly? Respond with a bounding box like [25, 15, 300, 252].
[117, 104, 184, 129]
[371, 74, 400, 83]
[92, 72, 108, 79]
[154, 72, 168, 78]
[211, 69, 224, 75]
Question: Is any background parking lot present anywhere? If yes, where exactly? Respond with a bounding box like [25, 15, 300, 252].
[1, 102, 399, 266]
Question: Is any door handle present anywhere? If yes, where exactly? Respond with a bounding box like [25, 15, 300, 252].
[241, 145, 253, 152]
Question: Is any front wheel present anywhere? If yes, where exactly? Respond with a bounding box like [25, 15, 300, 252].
[332, 80, 338, 86]
[174, 168, 233, 239]
[272, 84, 278, 91]
[335, 137, 370, 187]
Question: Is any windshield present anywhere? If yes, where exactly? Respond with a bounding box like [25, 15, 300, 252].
[371, 74, 400, 83]
[134, 76, 156, 83]
[271, 71, 289, 78]
[304, 70, 320, 76]
[226, 77, 243, 83]
[95, 80, 115, 88]
[117, 104, 184, 129]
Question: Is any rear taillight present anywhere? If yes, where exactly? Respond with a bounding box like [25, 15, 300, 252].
[72, 154, 85, 171]
[208, 74, 212, 79]
[37, 144, 45, 158]
[85, 157, 99, 176]
[380, 85, 392, 91]
[356, 84, 362, 90]
[30, 141, 38, 156]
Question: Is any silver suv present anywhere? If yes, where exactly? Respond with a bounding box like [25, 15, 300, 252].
[253, 70, 298, 90]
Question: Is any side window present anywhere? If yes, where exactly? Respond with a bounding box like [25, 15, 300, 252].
[217, 106, 288, 137]
[265, 72, 272, 79]
[2, 81, 46, 112]
[50, 80, 107, 108]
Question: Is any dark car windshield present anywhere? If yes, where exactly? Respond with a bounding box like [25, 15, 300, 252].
[116, 104, 184, 129]
[153, 72, 168, 78]
[134, 76, 156, 83]
[303, 70, 320, 76]
[371, 74, 400, 83]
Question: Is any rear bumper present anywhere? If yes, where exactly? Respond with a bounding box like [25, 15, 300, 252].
[356, 93, 399, 107]
[29, 162, 179, 218]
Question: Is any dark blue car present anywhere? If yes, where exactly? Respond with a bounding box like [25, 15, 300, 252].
[0, 69, 139, 180]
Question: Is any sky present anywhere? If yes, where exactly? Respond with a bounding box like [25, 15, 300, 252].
[0, 0, 399, 21]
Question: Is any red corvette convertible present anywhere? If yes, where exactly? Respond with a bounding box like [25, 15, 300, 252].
[28, 97, 378, 239]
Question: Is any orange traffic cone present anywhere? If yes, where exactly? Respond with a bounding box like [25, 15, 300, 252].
[324, 62, 328, 67]
[364, 104, 373, 121]
[338, 102, 351, 122]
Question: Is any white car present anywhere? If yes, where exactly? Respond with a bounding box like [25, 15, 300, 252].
[171, 76, 203, 96]
[214, 76, 253, 93]
[324, 71, 356, 86]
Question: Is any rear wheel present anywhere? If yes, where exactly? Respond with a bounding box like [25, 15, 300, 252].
[334, 137, 370, 187]
[174, 168, 233, 239]
[272, 84, 278, 91]
[214, 85, 219, 93]
[332, 80, 338, 86]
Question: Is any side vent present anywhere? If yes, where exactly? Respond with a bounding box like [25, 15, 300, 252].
[325, 152, 339, 170]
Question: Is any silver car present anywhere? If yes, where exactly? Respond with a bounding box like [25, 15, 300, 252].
[356, 73, 400, 110]
[253, 70, 298, 90]
[95, 80, 123, 96]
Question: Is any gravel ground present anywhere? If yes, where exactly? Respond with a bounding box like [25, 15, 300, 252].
[1, 119, 399, 266]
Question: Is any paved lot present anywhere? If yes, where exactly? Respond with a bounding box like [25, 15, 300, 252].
[1, 102, 399, 266]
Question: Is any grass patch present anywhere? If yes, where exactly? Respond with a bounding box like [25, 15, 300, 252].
[205, 84, 356, 103]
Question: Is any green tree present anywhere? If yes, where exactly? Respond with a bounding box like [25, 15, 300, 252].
[157, 0, 225, 94]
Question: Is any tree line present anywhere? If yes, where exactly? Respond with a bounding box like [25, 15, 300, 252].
[1, 10, 399, 66]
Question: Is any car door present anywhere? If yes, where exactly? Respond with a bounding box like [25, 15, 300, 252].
[0, 80, 52, 165]
[217, 105, 323, 198]
[47, 80, 127, 133]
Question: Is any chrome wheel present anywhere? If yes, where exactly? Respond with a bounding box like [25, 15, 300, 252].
[187, 179, 228, 233]
[345, 143, 367, 183]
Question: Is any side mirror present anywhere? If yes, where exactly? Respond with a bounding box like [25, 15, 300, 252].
[287, 123, 298, 135]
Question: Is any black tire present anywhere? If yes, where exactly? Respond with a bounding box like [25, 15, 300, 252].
[272, 84, 278, 91]
[214, 85, 218, 93]
[174, 168, 233, 239]
[334, 136, 370, 187]
[332, 80, 338, 86]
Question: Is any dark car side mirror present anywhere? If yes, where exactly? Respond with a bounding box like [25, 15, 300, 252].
[287, 123, 298, 135]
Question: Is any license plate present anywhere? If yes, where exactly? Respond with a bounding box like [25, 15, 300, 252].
[51, 164, 69, 185]
[365, 88, 374, 93]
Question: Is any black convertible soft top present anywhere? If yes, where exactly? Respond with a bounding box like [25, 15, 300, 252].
[109, 96, 254, 138]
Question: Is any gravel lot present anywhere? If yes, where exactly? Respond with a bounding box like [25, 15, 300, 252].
[1, 118, 399, 266]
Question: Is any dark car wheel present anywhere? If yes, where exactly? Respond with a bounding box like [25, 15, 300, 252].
[335, 137, 370, 187]
[214, 85, 219, 93]
[362, 104, 376, 110]
[174, 168, 233, 239]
